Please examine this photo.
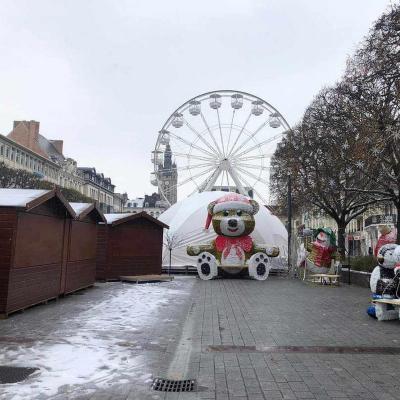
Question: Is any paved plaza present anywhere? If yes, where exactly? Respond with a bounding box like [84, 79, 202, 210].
[1, 277, 400, 400]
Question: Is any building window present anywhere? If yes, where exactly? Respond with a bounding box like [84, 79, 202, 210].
[0, 145, 3, 156]
[5, 147, 9, 158]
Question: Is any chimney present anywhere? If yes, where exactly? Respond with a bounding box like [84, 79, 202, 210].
[50, 140, 64, 155]
[27, 121, 40, 150]
[12, 120, 40, 150]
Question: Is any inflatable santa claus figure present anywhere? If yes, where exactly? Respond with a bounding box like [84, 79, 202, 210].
[374, 225, 397, 257]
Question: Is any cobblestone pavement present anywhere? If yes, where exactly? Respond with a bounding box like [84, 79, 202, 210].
[1, 277, 400, 400]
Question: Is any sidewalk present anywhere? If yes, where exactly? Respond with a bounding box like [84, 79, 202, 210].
[175, 278, 400, 400]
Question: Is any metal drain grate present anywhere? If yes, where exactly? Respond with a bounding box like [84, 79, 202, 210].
[0, 366, 39, 384]
[152, 377, 196, 392]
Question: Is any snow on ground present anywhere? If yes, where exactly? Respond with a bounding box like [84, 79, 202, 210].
[0, 279, 193, 400]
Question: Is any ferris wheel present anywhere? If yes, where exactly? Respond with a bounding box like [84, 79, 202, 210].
[152, 90, 291, 206]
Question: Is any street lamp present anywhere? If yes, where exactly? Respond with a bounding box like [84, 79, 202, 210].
[287, 174, 292, 273]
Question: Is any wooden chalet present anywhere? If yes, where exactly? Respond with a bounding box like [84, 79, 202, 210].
[65, 202, 105, 294]
[96, 212, 169, 280]
[0, 189, 75, 317]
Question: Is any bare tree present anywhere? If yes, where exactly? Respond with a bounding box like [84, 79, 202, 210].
[340, 3, 400, 241]
[271, 85, 386, 258]
[164, 231, 185, 275]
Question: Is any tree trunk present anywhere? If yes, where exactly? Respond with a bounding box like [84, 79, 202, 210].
[396, 202, 400, 244]
[336, 221, 347, 261]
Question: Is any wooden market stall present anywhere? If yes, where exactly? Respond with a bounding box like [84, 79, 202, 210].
[96, 212, 169, 281]
[64, 202, 105, 295]
[0, 189, 75, 317]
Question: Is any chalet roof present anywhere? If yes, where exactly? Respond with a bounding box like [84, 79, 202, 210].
[0, 188, 75, 217]
[69, 202, 106, 223]
[104, 213, 132, 224]
[103, 211, 169, 228]
[70, 202, 91, 215]
[0, 189, 49, 207]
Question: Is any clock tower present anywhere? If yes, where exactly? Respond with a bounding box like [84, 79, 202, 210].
[159, 143, 178, 205]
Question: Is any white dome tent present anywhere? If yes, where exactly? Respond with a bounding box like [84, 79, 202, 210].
[159, 191, 288, 271]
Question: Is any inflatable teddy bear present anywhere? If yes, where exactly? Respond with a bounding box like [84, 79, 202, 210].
[367, 243, 400, 320]
[186, 193, 279, 280]
[306, 227, 339, 274]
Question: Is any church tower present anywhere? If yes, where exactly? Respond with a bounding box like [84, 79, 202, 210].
[159, 143, 178, 205]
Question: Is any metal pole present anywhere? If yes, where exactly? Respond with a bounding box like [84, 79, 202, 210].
[169, 249, 172, 276]
[288, 174, 292, 272]
[347, 244, 351, 285]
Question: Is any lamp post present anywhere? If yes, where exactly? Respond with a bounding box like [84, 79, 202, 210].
[288, 174, 292, 272]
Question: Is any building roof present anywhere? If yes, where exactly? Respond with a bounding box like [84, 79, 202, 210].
[69, 202, 106, 222]
[0, 188, 75, 217]
[78, 167, 115, 190]
[7, 121, 65, 163]
[104, 211, 169, 228]
[37, 134, 64, 163]
[0, 133, 59, 166]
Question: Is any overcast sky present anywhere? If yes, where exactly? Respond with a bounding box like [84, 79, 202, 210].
[0, 0, 392, 198]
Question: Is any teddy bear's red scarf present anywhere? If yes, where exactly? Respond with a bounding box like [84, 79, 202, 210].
[215, 235, 253, 258]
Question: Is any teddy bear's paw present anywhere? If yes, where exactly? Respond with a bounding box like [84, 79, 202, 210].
[196, 252, 218, 280]
[266, 246, 280, 257]
[248, 252, 271, 281]
[187, 245, 201, 256]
